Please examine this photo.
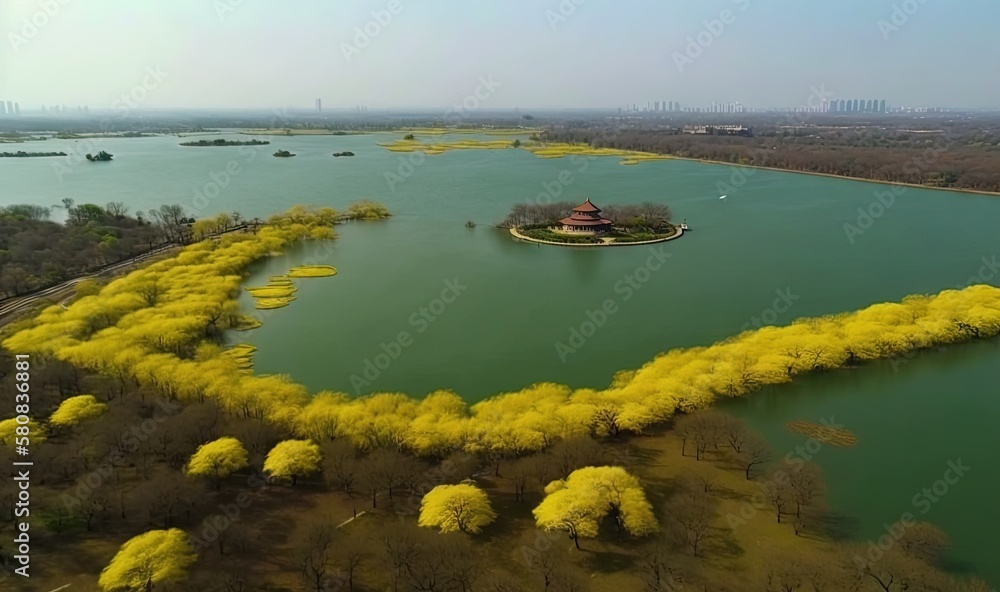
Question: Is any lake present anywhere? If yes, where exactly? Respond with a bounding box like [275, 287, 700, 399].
[3, 131, 998, 584]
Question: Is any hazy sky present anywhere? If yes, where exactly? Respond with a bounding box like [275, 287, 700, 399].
[1, 0, 997, 111]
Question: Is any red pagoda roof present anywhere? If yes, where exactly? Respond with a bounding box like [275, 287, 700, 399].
[572, 198, 602, 213]
[559, 216, 613, 226]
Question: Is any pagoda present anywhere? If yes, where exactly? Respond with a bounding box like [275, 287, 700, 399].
[559, 198, 614, 234]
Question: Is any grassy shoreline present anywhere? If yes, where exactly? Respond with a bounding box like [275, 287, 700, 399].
[651, 153, 1000, 197]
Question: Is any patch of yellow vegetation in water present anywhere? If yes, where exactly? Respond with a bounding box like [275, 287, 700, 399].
[221, 343, 257, 369]
[786, 421, 859, 447]
[400, 127, 537, 136]
[245, 285, 297, 298]
[255, 297, 295, 310]
[230, 315, 263, 331]
[288, 265, 337, 278]
[526, 143, 671, 165]
[381, 139, 517, 154]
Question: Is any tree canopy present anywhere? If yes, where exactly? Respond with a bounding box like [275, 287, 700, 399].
[0, 417, 45, 445]
[263, 439, 322, 485]
[186, 436, 249, 481]
[418, 483, 497, 534]
[533, 466, 657, 548]
[48, 394, 108, 427]
[98, 528, 196, 591]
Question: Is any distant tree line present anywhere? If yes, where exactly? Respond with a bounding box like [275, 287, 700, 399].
[0, 200, 205, 299]
[541, 121, 1000, 193]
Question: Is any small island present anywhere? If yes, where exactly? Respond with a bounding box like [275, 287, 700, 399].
[85, 151, 114, 162]
[505, 198, 681, 246]
[0, 151, 68, 158]
[179, 139, 270, 147]
[273, 150, 296, 158]
[332, 151, 355, 157]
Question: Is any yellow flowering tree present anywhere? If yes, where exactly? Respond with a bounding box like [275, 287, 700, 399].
[48, 394, 108, 427]
[263, 439, 321, 485]
[533, 466, 657, 548]
[98, 528, 196, 591]
[418, 484, 497, 534]
[186, 437, 249, 485]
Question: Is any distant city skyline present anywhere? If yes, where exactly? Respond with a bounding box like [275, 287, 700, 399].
[1, 0, 998, 110]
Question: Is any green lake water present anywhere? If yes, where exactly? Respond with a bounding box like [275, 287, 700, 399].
[3, 131, 998, 584]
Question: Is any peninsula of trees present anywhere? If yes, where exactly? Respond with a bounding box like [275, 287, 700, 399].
[179, 139, 270, 147]
[0, 200, 232, 298]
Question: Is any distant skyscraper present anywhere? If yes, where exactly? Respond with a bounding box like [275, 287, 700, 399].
[0, 102, 7, 115]
[5, 101, 12, 115]
[316, 98, 322, 112]
[879, 100, 886, 113]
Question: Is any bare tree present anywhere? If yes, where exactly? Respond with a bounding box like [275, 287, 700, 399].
[691, 411, 726, 460]
[898, 522, 951, 566]
[765, 473, 791, 524]
[721, 415, 749, 453]
[787, 463, 825, 524]
[508, 456, 535, 502]
[546, 435, 603, 478]
[737, 433, 773, 480]
[666, 485, 716, 556]
[300, 518, 335, 592]
[322, 439, 358, 493]
[105, 201, 129, 219]
[639, 538, 682, 591]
